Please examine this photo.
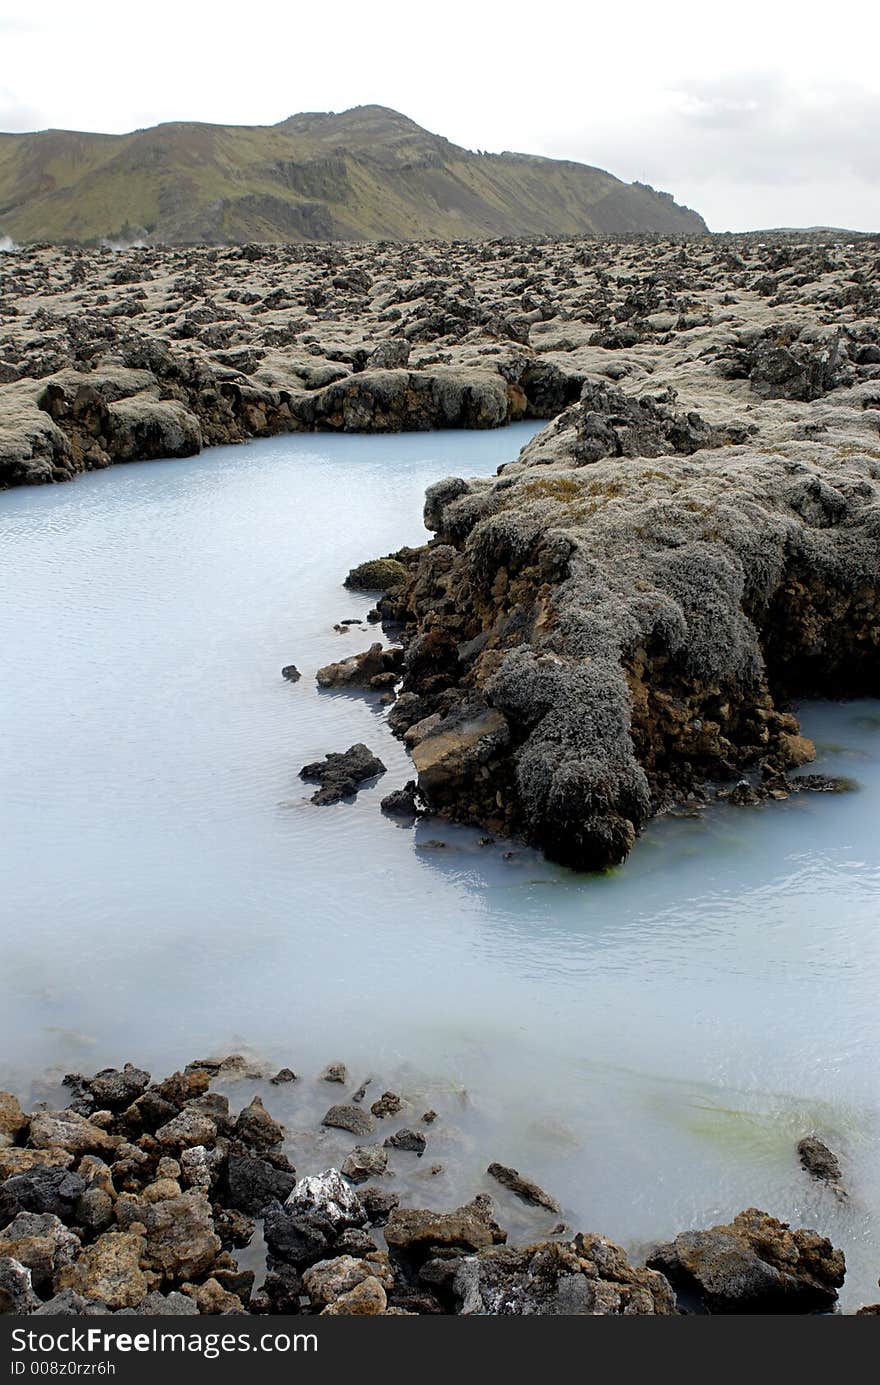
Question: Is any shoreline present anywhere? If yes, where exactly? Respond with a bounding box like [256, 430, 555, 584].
[1, 1055, 872, 1316]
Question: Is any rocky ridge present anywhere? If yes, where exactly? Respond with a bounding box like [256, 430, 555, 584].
[365, 238, 880, 867]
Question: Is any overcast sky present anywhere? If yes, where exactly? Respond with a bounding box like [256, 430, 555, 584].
[1, 0, 878, 232]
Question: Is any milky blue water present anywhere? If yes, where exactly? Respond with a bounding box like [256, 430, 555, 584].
[1, 427, 879, 1308]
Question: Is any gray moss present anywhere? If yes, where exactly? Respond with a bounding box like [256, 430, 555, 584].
[391, 396, 880, 868]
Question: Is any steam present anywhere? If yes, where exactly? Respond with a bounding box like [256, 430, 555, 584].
[0, 235, 17, 253]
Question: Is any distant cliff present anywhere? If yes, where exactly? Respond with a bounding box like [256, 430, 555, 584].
[0, 104, 707, 244]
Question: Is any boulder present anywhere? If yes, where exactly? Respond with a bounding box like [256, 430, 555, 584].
[284, 1170, 367, 1232]
[0, 1094, 27, 1141]
[300, 744, 386, 805]
[86, 1065, 151, 1109]
[646, 1208, 845, 1313]
[0, 1167, 86, 1226]
[0, 1257, 41, 1315]
[0, 1212, 80, 1288]
[455, 1235, 676, 1315]
[344, 558, 409, 592]
[232, 1096, 283, 1151]
[303, 1254, 392, 1309]
[341, 1145, 388, 1184]
[115, 1190, 221, 1283]
[226, 1154, 297, 1214]
[56, 1229, 150, 1311]
[27, 1110, 117, 1158]
[321, 1104, 375, 1137]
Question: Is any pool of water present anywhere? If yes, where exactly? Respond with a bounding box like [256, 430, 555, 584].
[1, 426, 879, 1309]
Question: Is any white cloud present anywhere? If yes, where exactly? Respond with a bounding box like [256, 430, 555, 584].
[0, 0, 877, 231]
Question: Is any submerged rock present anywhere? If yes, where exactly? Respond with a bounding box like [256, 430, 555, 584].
[300, 744, 386, 804]
[321, 1104, 375, 1137]
[487, 1162, 562, 1213]
[798, 1137, 846, 1197]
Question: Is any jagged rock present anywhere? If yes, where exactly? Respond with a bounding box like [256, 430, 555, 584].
[75, 1187, 114, 1235]
[454, 1235, 676, 1315]
[384, 1204, 502, 1256]
[380, 782, 420, 817]
[0, 1167, 86, 1226]
[646, 1208, 845, 1313]
[269, 1068, 297, 1085]
[86, 1065, 151, 1109]
[303, 1254, 392, 1309]
[233, 1096, 283, 1150]
[487, 1162, 561, 1213]
[0, 1094, 27, 1140]
[182, 1277, 246, 1314]
[360, 1187, 399, 1226]
[31, 1289, 108, 1315]
[0, 1257, 41, 1314]
[341, 1145, 388, 1184]
[0, 1212, 80, 1288]
[281, 665, 301, 682]
[115, 1190, 221, 1282]
[155, 1110, 218, 1151]
[366, 339, 411, 371]
[56, 1229, 150, 1310]
[300, 744, 386, 804]
[284, 1170, 367, 1232]
[320, 1063, 348, 1084]
[384, 1128, 427, 1155]
[370, 1092, 404, 1119]
[797, 1137, 846, 1196]
[28, 1109, 117, 1157]
[129, 1291, 199, 1316]
[226, 1154, 297, 1214]
[262, 1205, 333, 1270]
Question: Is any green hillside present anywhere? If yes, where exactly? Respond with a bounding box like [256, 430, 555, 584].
[0, 105, 707, 244]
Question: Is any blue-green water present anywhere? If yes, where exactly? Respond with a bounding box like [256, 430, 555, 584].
[1, 426, 878, 1308]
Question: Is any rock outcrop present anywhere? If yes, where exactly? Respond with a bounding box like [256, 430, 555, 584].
[646, 1208, 846, 1313]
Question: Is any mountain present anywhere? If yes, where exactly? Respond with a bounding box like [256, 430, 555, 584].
[0, 106, 706, 245]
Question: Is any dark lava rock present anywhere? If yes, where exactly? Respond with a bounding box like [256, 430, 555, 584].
[381, 781, 420, 817]
[360, 1187, 399, 1226]
[798, 1137, 845, 1195]
[262, 1203, 333, 1270]
[646, 1207, 845, 1313]
[233, 1096, 284, 1151]
[86, 1064, 151, 1109]
[226, 1154, 298, 1215]
[281, 665, 301, 682]
[0, 1257, 42, 1314]
[300, 743, 386, 804]
[269, 1067, 297, 1085]
[250, 1266, 304, 1314]
[385, 1128, 427, 1155]
[487, 1162, 561, 1213]
[370, 1091, 404, 1119]
[0, 1167, 87, 1228]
